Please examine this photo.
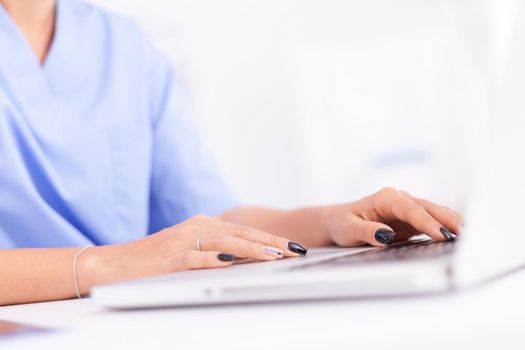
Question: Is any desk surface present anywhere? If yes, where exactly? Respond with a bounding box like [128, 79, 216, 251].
[1, 268, 525, 350]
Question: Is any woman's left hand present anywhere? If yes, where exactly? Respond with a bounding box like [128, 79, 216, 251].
[325, 187, 463, 247]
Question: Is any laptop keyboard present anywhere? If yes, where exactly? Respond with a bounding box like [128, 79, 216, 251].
[290, 238, 456, 270]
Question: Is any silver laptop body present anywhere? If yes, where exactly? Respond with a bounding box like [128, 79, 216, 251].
[92, 112, 525, 309]
[92, 239, 456, 308]
[92, 4, 525, 309]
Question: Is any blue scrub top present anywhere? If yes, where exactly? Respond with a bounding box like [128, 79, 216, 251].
[0, 0, 237, 248]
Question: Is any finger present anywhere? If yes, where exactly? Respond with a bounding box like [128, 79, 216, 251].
[199, 234, 284, 261]
[171, 250, 235, 271]
[223, 222, 304, 257]
[375, 192, 453, 242]
[400, 191, 462, 234]
[333, 216, 396, 247]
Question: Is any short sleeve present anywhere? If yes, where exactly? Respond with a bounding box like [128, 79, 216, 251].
[147, 50, 238, 233]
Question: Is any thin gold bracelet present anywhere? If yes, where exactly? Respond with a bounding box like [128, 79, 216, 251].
[72, 245, 93, 299]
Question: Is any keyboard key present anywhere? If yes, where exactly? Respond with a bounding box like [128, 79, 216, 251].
[290, 239, 456, 270]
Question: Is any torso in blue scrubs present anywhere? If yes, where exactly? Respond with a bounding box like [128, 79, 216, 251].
[0, 0, 237, 248]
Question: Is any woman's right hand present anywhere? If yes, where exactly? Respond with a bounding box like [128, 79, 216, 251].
[78, 214, 305, 295]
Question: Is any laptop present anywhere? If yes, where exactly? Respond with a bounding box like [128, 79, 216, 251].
[92, 123, 525, 310]
[92, 5, 525, 309]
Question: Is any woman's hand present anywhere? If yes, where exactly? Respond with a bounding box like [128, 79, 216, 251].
[326, 187, 463, 247]
[218, 187, 463, 249]
[79, 187, 462, 295]
[0, 188, 462, 305]
[79, 214, 306, 294]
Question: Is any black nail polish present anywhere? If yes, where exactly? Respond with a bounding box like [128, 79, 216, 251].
[288, 241, 308, 255]
[374, 229, 396, 245]
[217, 253, 235, 262]
[440, 227, 454, 241]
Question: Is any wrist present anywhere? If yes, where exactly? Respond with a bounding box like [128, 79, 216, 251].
[290, 205, 337, 246]
[318, 205, 338, 244]
[322, 203, 354, 245]
[76, 245, 115, 296]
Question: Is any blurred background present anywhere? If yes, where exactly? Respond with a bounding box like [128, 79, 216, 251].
[90, 0, 519, 210]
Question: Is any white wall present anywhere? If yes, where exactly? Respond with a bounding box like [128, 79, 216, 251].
[90, 0, 517, 210]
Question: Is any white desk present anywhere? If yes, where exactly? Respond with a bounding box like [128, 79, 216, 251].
[1, 269, 525, 350]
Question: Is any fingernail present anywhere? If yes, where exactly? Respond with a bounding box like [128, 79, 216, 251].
[439, 227, 454, 241]
[217, 253, 235, 262]
[288, 241, 308, 255]
[263, 246, 284, 258]
[374, 229, 396, 245]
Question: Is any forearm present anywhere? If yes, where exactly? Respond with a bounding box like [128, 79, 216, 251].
[0, 247, 89, 305]
[218, 206, 335, 247]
